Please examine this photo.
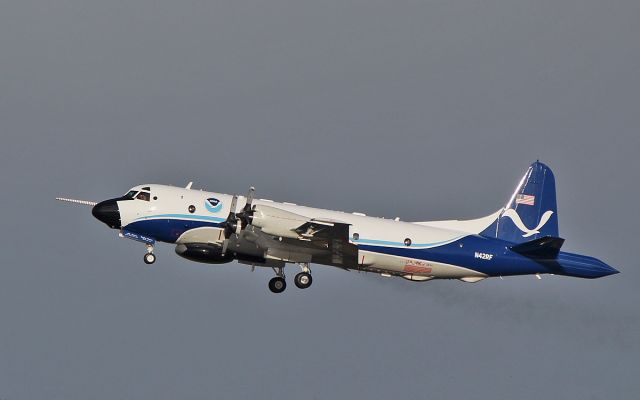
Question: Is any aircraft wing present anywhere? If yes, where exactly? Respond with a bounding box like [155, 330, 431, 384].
[175, 208, 358, 270]
[294, 219, 347, 239]
[249, 212, 358, 269]
[286, 219, 358, 269]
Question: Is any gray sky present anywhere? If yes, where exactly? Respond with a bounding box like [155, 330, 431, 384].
[1, 0, 639, 399]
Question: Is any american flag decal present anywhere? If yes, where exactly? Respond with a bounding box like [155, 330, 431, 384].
[515, 194, 535, 206]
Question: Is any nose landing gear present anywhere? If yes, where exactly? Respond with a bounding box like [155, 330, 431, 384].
[143, 244, 156, 265]
[119, 231, 157, 265]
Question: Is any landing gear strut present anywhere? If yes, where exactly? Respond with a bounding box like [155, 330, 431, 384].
[294, 263, 313, 289]
[143, 244, 156, 265]
[268, 267, 286, 293]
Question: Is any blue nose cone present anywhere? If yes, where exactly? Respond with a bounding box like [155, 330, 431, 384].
[92, 199, 121, 229]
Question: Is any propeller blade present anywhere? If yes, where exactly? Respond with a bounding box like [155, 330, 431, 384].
[221, 239, 229, 256]
[229, 194, 238, 216]
[237, 187, 256, 228]
[245, 186, 255, 209]
[222, 194, 240, 239]
[221, 189, 255, 252]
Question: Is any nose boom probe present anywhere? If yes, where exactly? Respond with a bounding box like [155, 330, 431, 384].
[55, 197, 98, 207]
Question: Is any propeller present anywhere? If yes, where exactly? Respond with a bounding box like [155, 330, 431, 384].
[221, 187, 255, 256]
[237, 186, 255, 227]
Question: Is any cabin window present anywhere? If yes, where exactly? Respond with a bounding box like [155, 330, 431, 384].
[352, 233, 360, 241]
[404, 238, 412, 247]
[188, 205, 196, 213]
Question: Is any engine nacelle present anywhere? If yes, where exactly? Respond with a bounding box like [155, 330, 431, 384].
[250, 205, 308, 239]
[175, 243, 234, 264]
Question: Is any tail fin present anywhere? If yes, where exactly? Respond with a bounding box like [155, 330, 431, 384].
[481, 161, 559, 244]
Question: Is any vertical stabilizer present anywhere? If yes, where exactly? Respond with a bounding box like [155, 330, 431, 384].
[481, 161, 559, 244]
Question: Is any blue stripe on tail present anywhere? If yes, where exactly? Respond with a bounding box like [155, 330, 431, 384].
[481, 161, 559, 244]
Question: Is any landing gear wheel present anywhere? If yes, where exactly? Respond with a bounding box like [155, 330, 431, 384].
[294, 272, 313, 289]
[268, 277, 286, 293]
[143, 253, 156, 265]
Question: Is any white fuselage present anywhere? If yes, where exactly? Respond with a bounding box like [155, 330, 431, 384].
[116, 184, 493, 281]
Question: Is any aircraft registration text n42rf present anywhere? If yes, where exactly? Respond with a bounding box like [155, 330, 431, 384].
[57, 162, 618, 293]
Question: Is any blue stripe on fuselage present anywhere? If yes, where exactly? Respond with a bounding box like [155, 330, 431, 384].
[134, 214, 227, 223]
[125, 217, 223, 243]
[353, 236, 463, 248]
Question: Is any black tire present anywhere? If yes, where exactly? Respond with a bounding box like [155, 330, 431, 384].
[268, 277, 286, 293]
[294, 272, 313, 289]
[144, 253, 156, 265]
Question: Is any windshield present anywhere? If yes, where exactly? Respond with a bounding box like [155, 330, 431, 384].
[136, 191, 150, 201]
[123, 190, 138, 200]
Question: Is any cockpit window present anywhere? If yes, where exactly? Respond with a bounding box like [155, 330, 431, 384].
[136, 192, 151, 201]
[123, 190, 138, 200]
[142, 187, 151, 191]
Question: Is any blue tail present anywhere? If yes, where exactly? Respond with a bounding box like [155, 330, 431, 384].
[481, 161, 559, 244]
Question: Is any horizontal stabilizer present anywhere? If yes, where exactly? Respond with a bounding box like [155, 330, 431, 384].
[510, 236, 565, 259]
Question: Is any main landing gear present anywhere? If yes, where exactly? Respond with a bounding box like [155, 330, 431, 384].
[268, 267, 287, 293]
[268, 276, 287, 293]
[294, 263, 312, 289]
[143, 244, 156, 265]
[268, 263, 313, 293]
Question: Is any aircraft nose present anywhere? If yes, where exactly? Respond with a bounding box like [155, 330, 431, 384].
[92, 199, 121, 229]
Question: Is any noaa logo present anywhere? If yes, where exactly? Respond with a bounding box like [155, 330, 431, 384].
[205, 198, 223, 213]
[501, 208, 554, 237]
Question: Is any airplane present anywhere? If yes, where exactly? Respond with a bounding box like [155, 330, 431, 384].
[57, 161, 618, 293]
